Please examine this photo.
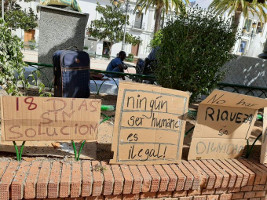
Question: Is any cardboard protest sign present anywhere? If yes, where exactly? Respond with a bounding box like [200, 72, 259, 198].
[260, 107, 267, 164]
[110, 82, 190, 164]
[1, 96, 101, 141]
[188, 90, 267, 160]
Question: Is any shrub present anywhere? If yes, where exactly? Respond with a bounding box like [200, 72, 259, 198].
[150, 30, 162, 49]
[155, 7, 236, 101]
[0, 19, 28, 95]
[28, 39, 36, 50]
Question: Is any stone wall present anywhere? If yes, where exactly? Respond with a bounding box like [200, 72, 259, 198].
[38, 5, 89, 86]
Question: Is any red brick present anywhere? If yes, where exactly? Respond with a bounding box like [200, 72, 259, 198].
[215, 188, 228, 194]
[154, 165, 169, 192]
[59, 162, 71, 198]
[219, 194, 232, 200]
[239, 159, 263, 185]
[232, 159, 255, 186]
[92, 161, 104, 196]
[101, 161, 114, 196]
[24, 161, 42, 199]
[244, 191, 256, 198]
[255, 191, 266, 198]
[0, 161, 9, 179]
[241, 185, 253, 192]
[253, 185, 265, 191]
[172, 190, 188, 197]
[178, 162, 194, 190]
[11, 161, 31, 200]
[202, 189, 215, 195]
[137, 165, 151, 193]
[207, 195, 219, 200]
[188, 189, 201, 196]
[169, 164, 186, 191]
[228, 187, 240, 193]
[183, 161, 201, 190]
[36, 161, 51, 198]
[146, 165, 160, 192]
[129, 165, 142, 194]
[157, 191, 172, 198]
[250, 198, 261, 200]
[86, 196, 105, 200]
[226, 159, 249, 187]
[48, 161, 62, 198]
[194, 195, 207, 200]
[111, 165, 124, 195]
[194, 160, 216, 189]
[0, 161, 20, 200]
[162, 164, 177, 191]
[232, 192, 244, 199]
[254, 162, 267, 184]
[105, 195, 122, 200]
[207, 160, 229, 188]
[220, 160, 243, 188]
[122, 194, 139, 200]
[71, 161, 82, 198]
[214, 160, 236, 188]
[120, 165, 133, 194]
[202, 160, 223, 189]
[82, 160, 93, 196]
[179, 197, 193, 200]
[139, 192, 157, 199]
[189, 160, 208, 188]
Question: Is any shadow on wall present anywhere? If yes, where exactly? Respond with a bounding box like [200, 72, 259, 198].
[221, 56, 267, 96]
[38, 6, 89, 87]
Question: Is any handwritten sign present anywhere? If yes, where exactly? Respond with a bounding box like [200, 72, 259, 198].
[110, 82, 190, 164]
[260, 107, 267, 164]
[1, 96, 101, 141]
[188, 90, 267, 160]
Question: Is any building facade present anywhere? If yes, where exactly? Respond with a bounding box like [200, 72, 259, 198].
[194, 0, 266, 58]
[15, 0, 266, 59]
[78, 0, 155, 58]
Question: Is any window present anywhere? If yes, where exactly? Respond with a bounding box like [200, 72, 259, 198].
[134, 12, 143, 29]
[244, 19, 252, 32]
[256, 22, 263, 33]
[239, 41, 247, 53]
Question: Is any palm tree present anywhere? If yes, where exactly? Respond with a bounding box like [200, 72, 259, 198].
[209, 0, 266, 31]
[135, 0, 189, 33]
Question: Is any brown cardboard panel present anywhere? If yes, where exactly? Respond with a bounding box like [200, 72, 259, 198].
[201, 90, 267, 109]
[188, 90, 267, 160]
[1, 96, 101, 141]
[110, 82, 190, 165]
[260, 107, 267, 164]
[188, 138, 246, 160]
[193, 105, 257, 139]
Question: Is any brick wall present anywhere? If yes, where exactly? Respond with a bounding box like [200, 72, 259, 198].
[0, 158, 266, 199]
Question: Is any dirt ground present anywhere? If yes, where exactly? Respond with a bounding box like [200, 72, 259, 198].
[0, 94, 263, 162]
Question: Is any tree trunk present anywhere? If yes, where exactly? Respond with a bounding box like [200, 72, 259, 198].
[233, 3, 242, 32]
[154, 6, 163, 33]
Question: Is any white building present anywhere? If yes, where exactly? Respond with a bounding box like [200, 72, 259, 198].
[194, 0, 266, 58]
[15, 0, 267, 59]
[78, 0, 155, 58]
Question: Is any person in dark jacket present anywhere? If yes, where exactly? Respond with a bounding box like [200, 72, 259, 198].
[106, 51, 127, 78]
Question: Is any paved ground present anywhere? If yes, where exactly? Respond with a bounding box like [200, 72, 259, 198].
[22, 50, 136, 74]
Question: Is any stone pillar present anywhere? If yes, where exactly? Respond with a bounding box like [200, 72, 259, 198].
[38, 5, 89, 86]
